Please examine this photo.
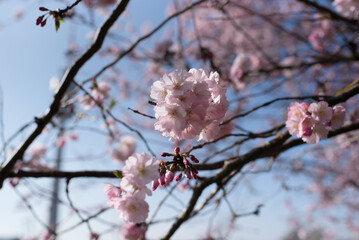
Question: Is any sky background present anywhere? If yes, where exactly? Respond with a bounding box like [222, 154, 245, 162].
[0, 1, 331, 239]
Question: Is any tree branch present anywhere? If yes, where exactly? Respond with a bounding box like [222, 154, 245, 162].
[0, 0, 130, 188]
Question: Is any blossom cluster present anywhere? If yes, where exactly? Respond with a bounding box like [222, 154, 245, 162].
[104, 153, 159, 224]
[152, 147, 199, 191]
[79, 81, 110, 109]
[333, 0, 359, 19]
[151, 68, 229, 142]
[286, 101, 346, 144]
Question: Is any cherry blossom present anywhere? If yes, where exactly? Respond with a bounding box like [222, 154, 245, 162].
[121, 152, 159, 188]
[151, 68, 229, 142]
[115, 192, 149, 223]
[286, 101, 346, 144]
[79, 81, 111, 109]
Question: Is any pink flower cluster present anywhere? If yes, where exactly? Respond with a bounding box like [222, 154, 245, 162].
[286, 101, 346, 144]
[151, 68, 229, 142]
[79, 81, 110, 109]
[104, 153, 159, 224]
[152, 147, 199, 191]
[333, 0, 359, 19]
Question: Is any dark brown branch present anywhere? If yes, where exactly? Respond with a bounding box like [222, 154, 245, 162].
[0, 0, 130, 188]
[87, 0, 208, 81]
[7, 170, 117, 179]
[161, 81, 359, 239]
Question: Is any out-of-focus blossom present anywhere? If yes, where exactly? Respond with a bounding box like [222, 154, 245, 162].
[333, 0, 359, 19]
[110, 135, 136, 162]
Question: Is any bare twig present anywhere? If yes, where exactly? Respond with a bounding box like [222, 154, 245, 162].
[0, 0, 130, 188]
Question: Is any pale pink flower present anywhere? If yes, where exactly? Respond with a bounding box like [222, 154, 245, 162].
[331, 105, 346, 129]
[103, 183, 123, 207]
[151, 68, 229, 142]
[286, 102, 310, 137]
[115, 192, 149, 223]
[120, 177, 152, 198]
[300, 117, 329, 144]
[308, 101, 333, 124]
[150, 80, 167, 103]
[122, 153, 160, 188]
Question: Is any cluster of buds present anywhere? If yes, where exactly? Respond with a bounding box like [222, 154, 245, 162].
[36, 7, 50, 27]
[36, 6, 74, 30]
[152, 147, 199, 191]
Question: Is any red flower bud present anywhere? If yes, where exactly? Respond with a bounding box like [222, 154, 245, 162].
[189, 155, 199, 163]
[152, 180, 159, 191]
[174, 146, 180, 154]
[161, 152, 171, 157]
[36, 15, 44, 25]
[39, 7, 48, 11]
[175, 172, 182, 181]
[40, 19, 47, 27]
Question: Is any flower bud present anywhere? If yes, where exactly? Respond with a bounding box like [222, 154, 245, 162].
[183, 158, 189, 165]
[165, 171, 174, 183]
[174, 146, 180, 154]
[36, 15, 44, 25]
[174, 172, 182, 181]
[184, 170, 191, 179]
[160, 175, 166, 185]
[39, 7, 48, 11]
[161, 152, 171, 157]
[189, 155, 199, 163]
[152, 180, 159, 191]
[40, 19, 47, 27]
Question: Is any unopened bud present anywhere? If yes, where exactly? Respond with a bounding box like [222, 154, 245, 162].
[183, 158, 189, 165]
[189, 155, 199, 163]
[160, 175, 166, 185]
[165, 171, 174, 182]
[36, 15, 44, 25]
[152, 180, 159, 191]
[40, 19, 47, 27]
[174, 146, 180, 154]
[39, 7, 48, 11]
[174, 172, 182, 181]
[161, 152, 171, 157]
[184, 170, 191, 179]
